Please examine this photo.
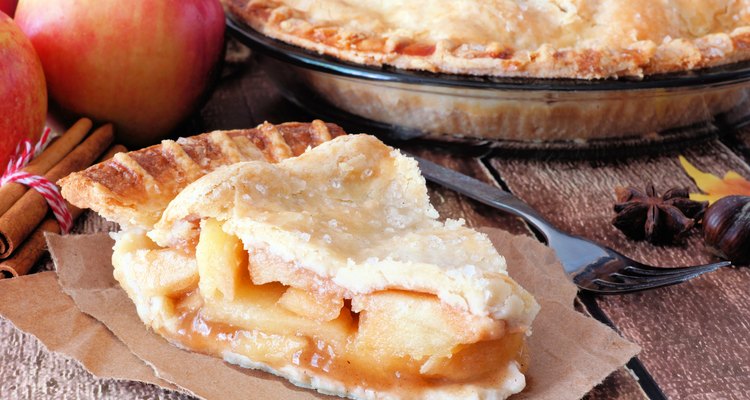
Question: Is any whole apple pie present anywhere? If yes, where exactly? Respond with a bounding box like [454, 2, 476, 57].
[60, 121, 539, 399]
[224, 0, 750, 79]
[222, 0, 750, 144]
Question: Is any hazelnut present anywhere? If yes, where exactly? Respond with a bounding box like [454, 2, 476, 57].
[703, 195, 750, 264]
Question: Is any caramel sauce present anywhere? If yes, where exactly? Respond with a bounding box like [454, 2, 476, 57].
[397, 42, 437, 57]
[490, 49, 514, 60]
[250, 6, 272, 22]
[161, 289, 526, 394]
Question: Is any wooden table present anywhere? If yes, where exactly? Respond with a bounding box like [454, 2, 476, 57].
[2, 40, 749, 399]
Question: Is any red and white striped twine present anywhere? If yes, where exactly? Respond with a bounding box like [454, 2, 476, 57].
[0, 128, 73, 233]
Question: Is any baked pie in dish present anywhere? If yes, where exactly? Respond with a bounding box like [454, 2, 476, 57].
[224, 0, 750, 79]
[223, 2, 750, 145]
[60, 121, 539, 399]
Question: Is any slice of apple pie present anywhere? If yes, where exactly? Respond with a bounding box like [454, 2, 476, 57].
[61, 123, 539, 400]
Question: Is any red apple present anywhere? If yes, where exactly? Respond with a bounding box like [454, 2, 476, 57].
[0, 0, 17, 17]
[15, 0, 224, 148]
[0, 11, 46, 169]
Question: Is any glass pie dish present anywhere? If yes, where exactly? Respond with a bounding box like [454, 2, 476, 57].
[227, 16, 750, 153]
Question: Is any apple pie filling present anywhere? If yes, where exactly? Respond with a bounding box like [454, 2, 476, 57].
[113, 217, 528, 395]
[102, 134, 538, 399]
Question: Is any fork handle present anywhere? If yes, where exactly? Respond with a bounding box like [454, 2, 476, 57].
[412, 155, 563, 240]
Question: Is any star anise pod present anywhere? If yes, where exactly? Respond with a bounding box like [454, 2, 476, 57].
[612, 183, 708, 244]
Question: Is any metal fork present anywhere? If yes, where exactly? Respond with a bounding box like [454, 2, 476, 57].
[413, 156, 731, 294]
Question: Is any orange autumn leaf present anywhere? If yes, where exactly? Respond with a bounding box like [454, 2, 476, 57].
[679, 156, 750, 204]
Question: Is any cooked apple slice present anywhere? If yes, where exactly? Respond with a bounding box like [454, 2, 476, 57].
[196, 218, 248, 301]
[419, 333, 526, 381]
[248, 246, 324, 289]
[112, 231, 198, 297]
[277, 287, 344, 322]
[229, 329, 310, 366]
[201, 282, 355, 344]
[352, 290, 505, 361]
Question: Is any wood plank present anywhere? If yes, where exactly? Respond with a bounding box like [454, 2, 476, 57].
[731, 126, 750, 163]
[489, 139, 750, 399]
[198, 59, 310, 132]
[720, 96, 750, 163]
[582, 369, 648, 400]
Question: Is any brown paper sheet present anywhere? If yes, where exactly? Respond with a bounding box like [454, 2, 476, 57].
[2, 229, 639, 400]
[482, 229, 641, 400]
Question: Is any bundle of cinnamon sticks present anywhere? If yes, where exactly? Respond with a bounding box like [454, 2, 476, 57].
[0, 118, 125, 278]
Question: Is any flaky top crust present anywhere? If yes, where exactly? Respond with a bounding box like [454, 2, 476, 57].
[150, 134, 538, 327]
[59, 121, 344, 229]
[224, 0, 750, 79]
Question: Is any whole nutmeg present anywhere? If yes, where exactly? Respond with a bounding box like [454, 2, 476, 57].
[703, 195, 750, 264]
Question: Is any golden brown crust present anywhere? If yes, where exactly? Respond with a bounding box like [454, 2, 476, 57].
[59, 121, 345, 229]
[225, 0, 750, 79]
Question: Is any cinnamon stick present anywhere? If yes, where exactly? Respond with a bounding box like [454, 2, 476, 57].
[0, 124, 114, 258]
[0, 218, 71, 278]
[0, 144, 126, 278]
[0, 118, 92, 217]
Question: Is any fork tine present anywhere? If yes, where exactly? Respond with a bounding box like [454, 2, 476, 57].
[621, 265, 710, 276]
[618, 262, 730, 278]
[609, 273, 661, 283]
[621, 263, 729, 275]
[590, 261, 730, 293]
[599, 272, 697, 286]
[608, 267, 716, 284]
[592, 274, 699, 291]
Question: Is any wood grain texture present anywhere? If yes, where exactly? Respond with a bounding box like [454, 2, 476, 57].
[732, 126, 750, 163]
[489, 139, 750, 400]
[197, 57, 309, 133]
[490, 140, 750, 268]
[582, 370, 647, 400]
